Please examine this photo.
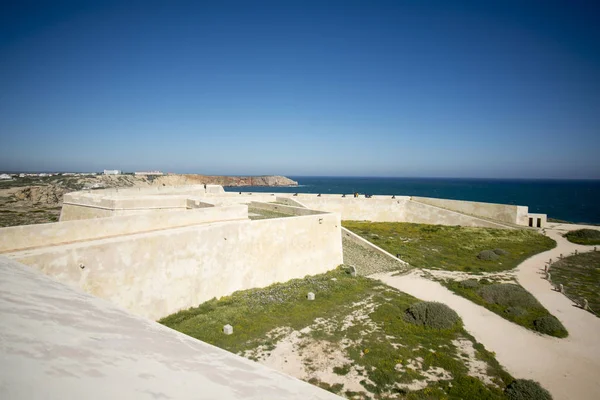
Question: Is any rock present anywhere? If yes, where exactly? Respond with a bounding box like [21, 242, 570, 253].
[223, 324, 233, 335]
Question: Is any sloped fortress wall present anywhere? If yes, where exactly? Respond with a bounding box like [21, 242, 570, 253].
[411, 196, 529, 225]
[0, 256, 341, 400]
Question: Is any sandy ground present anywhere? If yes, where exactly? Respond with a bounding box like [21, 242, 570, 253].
[372, 224, 600, 400]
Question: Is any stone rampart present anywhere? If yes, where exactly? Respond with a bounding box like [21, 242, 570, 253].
[7, 213, 343, 320]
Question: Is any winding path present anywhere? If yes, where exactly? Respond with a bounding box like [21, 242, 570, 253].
[372, 223, 600, 400]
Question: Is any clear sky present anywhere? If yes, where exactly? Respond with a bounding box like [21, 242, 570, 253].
[1, 0, 598, 178]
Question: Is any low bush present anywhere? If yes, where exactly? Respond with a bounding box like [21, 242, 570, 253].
[477, 250, 500, 261]
[505, 379, 553, 400]
[505, 306, 528, 317]
[564, 229, 600, 245]
[533, 316, 568, 337]
[459, 279, 480, 289]
[477, 284, 541, 308]
[493, 248, 509, 256]
[404, 301, 460, 329]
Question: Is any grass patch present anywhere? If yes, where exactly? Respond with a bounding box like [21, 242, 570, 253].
[0, 209, 60, 227]
[160, 268, 515, 398]
[342, 221, 555, 272]
[247, 207, 294, 220]
[445, 280, 568, 338]
[564, 229, 600, 245]
[550, 251, 600, 315]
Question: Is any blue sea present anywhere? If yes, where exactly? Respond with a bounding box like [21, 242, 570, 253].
[225, 177, 600, 225]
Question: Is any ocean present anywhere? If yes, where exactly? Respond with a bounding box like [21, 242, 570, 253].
[225, 177, 600, 225]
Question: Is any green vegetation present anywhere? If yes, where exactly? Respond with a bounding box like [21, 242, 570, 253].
[445, 280, 568, 338]
[404, 301, 460, 329]
[247, 207, 294, 220]
[0, 208, 61, 227]
[505, 379, 553, 400]
[549, 251, 600, 315]
[342, 221, 556, 272]
[564, 229, 600, 245]
[161, 268, 516, 399]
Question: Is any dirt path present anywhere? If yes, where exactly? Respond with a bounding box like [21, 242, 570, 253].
[372, 224, 600, 400]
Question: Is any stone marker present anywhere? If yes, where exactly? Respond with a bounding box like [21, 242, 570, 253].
[223, 324, 233, 335]
[583, 299, 589, 311]
[544, 265, 548, 272]
[547, 272, 551, 281]
[549, 258, 552, 264]
[348, 265, 357, 277]
[559, 284, 564, 293]
[307, 292, 315, 301]
[559, 253, 563, 259]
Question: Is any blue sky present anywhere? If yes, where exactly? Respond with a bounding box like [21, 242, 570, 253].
[1, 0, 599, 178]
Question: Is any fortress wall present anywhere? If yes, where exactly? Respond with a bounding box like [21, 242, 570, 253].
[412, 196, 529, 225]
[1, 205, 248, 253]
[275, 197, 309, 208]
[0, 256, 341, 400]
[8, 213, 343, 320]
[249, 201, 325, 216]
[341, 227, 409, 267]
[402, 200, 515, 228]
[60, 196, 191, 221]
[59, 203, 115, 221]
[275, 195, 514, 228]
[290, 196, 411, 221]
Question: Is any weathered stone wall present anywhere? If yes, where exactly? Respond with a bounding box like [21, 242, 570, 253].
[412, 196, 530, 225]
[278, 194, 512, 228]
[8, 213, 343, 320]
[0, 205, 248, 253]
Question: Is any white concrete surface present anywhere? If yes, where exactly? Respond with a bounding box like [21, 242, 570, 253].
[0, 256, 341, 400]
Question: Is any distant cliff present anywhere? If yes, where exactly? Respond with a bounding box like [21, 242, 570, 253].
[148, 174, 298, 187]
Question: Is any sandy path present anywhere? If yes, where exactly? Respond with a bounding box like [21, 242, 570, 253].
[372, 224, 600, 400]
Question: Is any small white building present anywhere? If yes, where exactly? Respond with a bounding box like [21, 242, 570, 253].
[104, 170, 121, 175]
[0, 174, 12, 180]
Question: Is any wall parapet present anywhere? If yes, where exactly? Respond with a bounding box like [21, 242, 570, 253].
[1, 205, 248, 254]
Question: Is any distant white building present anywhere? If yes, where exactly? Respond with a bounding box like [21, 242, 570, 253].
[134, 171, 163, 176]
[104, 170, 121, 175]
[0, 174, 12, 180]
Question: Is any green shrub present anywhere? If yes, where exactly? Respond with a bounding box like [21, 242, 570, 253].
[459, 279, 480, 289]
[477, 250, 500, 261]
[404, 301, 460, 329]
[493, 248, 509, 256]
[505, 379, 553, 400]
[477, 284, 541, 308]
[565, 229, 600, 245]
[479, 278, 491, 285]
[505, 306, 528, 317]
[533, 316, 568, 337]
